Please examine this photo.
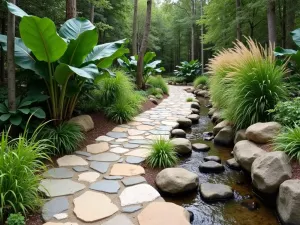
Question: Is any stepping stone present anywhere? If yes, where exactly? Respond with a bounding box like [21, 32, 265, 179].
[102, 214, 134, 225]
[128, 129, 146, 136]
[125, 156, 145, 164]
[96, 135, 115, 142]
[149, 130, 169, 135]
[43, 168, 74, 179]
[90, 161, 110, 174]
[161, 121, 179, 128]
[107, 132, 127, 138]
[177, 118, 192, 128]
[199, 161, 224, 173]
[73, 191, 118, 222]
[119, 184, 160, 206]
[42, 197, 69, 221]
[122, 205, 142, 213]
[73, 166, 89, 172]
[87, 143, 109, 154]
[78, 172, 100, 183]
[157, 126, 173, 131]
[104, 176, 123, 180]
[122, 176, 146, 186]
[110, 147, 130, 154]
[226, 158, 241, 170]
[192, 143, 210, 152]
[75, 151, 92, 157]
[191, 102, 200, 109]
[187, 114, 200, 123]
[113, 127, 128, 132]
[127, 121, 142, 126]
[129, 140, 151, 145]
[57, 155, 88, 167]
[39, 179, 85, 197]
[204, 156, 221, 163]
[136, 125, 155, 131]
[110, 164, 145, 176]
[90, 180, 120, 194]
[115, 138, 128, 143]
[191, 108, 199, 114]
[200, 183, 233, 201]
[125, 148, 151, 158]
[171, 129, 186, 138]
[123, 143, 139, 149]
[118, 158, 124, 163]
[87, 153, 121, 162]
[127, 136, 144, 140]
[53, 213, 68, 220]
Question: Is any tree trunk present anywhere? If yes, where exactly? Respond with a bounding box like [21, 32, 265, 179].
[190, 0, 195, 60]
[286, 0, 295, 48]
[267, 0, 276, 45]
[236, 0, 242, 41]
[0, 18, 5, 84]
[7, 0, 16, 111]
[90, 3, 94, 23]
[66, 0, 76, 20]
[200, 0, 204, 74]
[136, 0, 152, 89]
[132, 0, 138, 55]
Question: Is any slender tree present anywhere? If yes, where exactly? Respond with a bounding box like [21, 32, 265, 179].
[267, 0, 276, 45]
[136, 0, 152, 89]
[286, 0, 295, 48]
[236, 0, 242, 41]
[7, 0, 16, 110]
[66, 0, 76, 19]
[132, 0, 138, 55]
[0, 17, 5, 84]
[190, 0, 195, 60]
[90, 2, 94, 23]
[200, 0, 204, 74]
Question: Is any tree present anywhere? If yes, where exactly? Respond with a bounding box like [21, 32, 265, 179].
[132, 0, 138, 55]
[66, 0, 76, 19]
[267, 0, 276, 45]
[136, 0, 152, 89]
[7, 0, 16, 111]
[190, 0, 195, 60]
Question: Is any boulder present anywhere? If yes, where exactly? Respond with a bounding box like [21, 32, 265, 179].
[214, 126, 234, 146]
[69, 115, 94, 132]
[200, 183, 233, 201]
[233, 140, 265, 172]
[171, 138, 192, 155]
[245, 122, 281, 144]
[211, 111, 222, 124]
[196, 90, 209, 97]
[213, 120, 230, 135]
[187, 114, 200, 123]
[251, 151, 292, 194]
[155, 168, 199, 194]
[277, 180, 300, 225]
[208, 108, 216, 117]
[226, 158, 241, 170]
[192, 143, 210, 152]
[191, 102, 200, 110]
[199, 161, 224, 173]
[191, 108, 200, 114]
[234, 129, 246, 144]
[171, 129, 186, 138]
[177, 118, 192, 128]
[204, 156, 221, 163]
[149, 98, 158, 105]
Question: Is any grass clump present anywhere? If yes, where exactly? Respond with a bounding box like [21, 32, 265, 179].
[186, 97, 194, 102]
[147, 87, 163, 96]
[6, 213, 25, 225]
[147, 75, 169, 94]
[155, 94, 163, 99]
[274, 126, 300, 161]
[193, 76, 208, 87]
[146, 138, 178, 168]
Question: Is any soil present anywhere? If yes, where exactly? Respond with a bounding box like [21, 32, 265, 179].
[142, 162, 163, 188]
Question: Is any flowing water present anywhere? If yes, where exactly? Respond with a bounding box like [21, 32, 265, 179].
[164, 97, 280, 225]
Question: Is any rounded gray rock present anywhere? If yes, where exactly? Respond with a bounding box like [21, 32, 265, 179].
[191, 102, 200, 109]
[214, 126, 234, 146]
[226, 158, 241, 170]
[187, 114, 200, 123]
[191, 108, 200, 114]
[199, 161, 224, 173]
[171, 129, 186, 138]
[177, 118, 192, 128]
[245, 122, 281, 144]
[200, 183, 233, 201]
[192, 143, 210, 152]
[204, 156, 221, 163]
[171, 138, 192, 155]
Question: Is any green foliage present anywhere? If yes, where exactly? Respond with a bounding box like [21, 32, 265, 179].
[274, 126, 300, 161]
[147, 87, 163, 96]
[193, 76, 208, 87]
[40, 122, 84, 155]
[6, 213, 25, 225]
[147, 76, 169, 94]
[174, 60, 201, 82]
[146, 138, 178, 168]
[155, 94, 163, 99]
[269, 98, 300, 127]
[167, 76, 186, 84]
[186, 97, 194, 102]
[0, 125, 50, 222]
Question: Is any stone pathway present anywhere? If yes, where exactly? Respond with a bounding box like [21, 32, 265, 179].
[41, 86, 194, 225]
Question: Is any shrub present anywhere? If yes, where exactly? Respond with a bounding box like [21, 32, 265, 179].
[147, 76, 169, 94]
[193, 76, 208, 87]
[186, 97, 194, 102]
[174, 60, 201, 82]
[0, 125, 50, 222]
[155, 94, 163, 99]
[146, 138, 178, 168]
[6, 213, 25, 225]
[274, 126, 300, 161]
[41, 122, 84, 154]
[147, 87, 163, 96]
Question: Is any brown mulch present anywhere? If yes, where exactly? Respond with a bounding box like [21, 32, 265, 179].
[142, 162, 163, 188]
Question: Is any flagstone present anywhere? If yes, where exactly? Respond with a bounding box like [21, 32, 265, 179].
[110, 147, 130, 154]
[125, 149, 151, 158]
[53, 213, 68, 220]
[39, 179, 85, 197]
[127, 121, 142, 126]
[122, 205, 143, 213]
[42, 197, 69, 221]
[133, 117, 152, 122]
[102, 214, 134, 225]
[57, 155, 88, 167]
[129, 139, 151, 145]
[87, 142, 109, 154]
[90, 161, 110, 174]
[136, 125, 155, 131]
[107, 132, 127, 138]
[75, 151, 92, 157]
[87, 153, 121, 162]
[161, 121, 179, 128]
[90, 180, 120, 194]
[115, 138, 129, 143]
[123, 143, 140, 149]
[125, 156, 145, 164]
[110, 164, 145, 176]
[96, 136, 115, 142]
[128, 129, 146, 136]
[127, 135, 145, 140]
[112, 127, 129, 132]
[146, 135, 169, 140]
[73, 166, 89, 172]
[104, 176, 123, 180]
[122, 176, 146, 186]
[149, 130, 169, 135]
[43, 168, 74, 179]
[78, 172, 100, 183]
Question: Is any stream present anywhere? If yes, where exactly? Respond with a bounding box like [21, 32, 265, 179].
[164, 97, 280, 225]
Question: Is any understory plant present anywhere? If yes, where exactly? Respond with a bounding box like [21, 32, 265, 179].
[186, 97, 194, 102]
[6, 213, 25, 225]
[147, 75, 169, 94]
[146, 138, 178, 168]
[193, 76, 208, 87]
[174, 60, 201, 82]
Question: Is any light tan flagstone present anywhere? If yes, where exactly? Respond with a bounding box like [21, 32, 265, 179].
[43, 223, 78, 225]
[125, 149, 151, 158]
[53, 213, 68, 220]
[128, 129, 146, 136]
[57, 155, 88, 167]
[87, 143, 109, 154]
[73, 191, 118, 222]
[112, 127, 129, 132]
[136, 125, 155, 131]
[127, 121, 142, 126]
[110, 164, 145, 176]
[78, 172, 100, 183]
[128, 135, 145, 140]
[146, 135, 169, 140]
[115, 138, 128, 143]
[95, 135, 115, 142]
[110, 147, 130, 154]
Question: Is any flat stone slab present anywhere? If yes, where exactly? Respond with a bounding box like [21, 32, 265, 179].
[192, 143, 210, 152]
[104, 176, 123, 180]
[122, 176, 146, 186]
[87, 153, 121, 162]
[110, 147, 130, 154]
[200, 183, 233, 201]
[107, 132, 127, 138]
[73, 166, 89, 172]
[78, 172, 100, 183]
[87, 143, 109, 154]
[43, 168, 74, 179]
[90, 161, 110, 174]
[199, 161, 224, 173]
[75, 151, 92, 157]
[136, 125, 155, 131]
[102, 214, 134, 225]
[119, 183, 160, 206]
[128, 129, 146, 136]
[42, 197, 69, 221]
[96, 135, 115, 142]
[112, 127, 128, 132]
[110, 164, 145, 176]
[53, 213, 68, 220]
[123, 143, 139, 149]
[204, 156, 221, 163]
[125, 156, 145, 164]
[129, 140, 151, 145]
[90, 180, 120, 194]
[149, 130, 169, 135]
[125, 149, 151, 158]
[122, 205, 142, 213]
[39, 179, 85, 197]
[57, 155, 88, 167]
[73, 191, 118, 222]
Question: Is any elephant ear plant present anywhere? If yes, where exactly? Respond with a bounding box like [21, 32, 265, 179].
[0, 2, 128, 124]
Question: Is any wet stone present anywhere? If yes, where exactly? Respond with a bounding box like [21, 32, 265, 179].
[90, 161, 110, 174]
[104, 176, 123, 180]
[43, 168, 74, 179]
[123, 143, 140, 149]
[73, 166, 89, 172]
[107, 132, 127, 138]
[199, 161, 224, 173]
[122, 205, 143, 213]
[200, 183, 233, 201]
[122, 176, 146, 186]
[204, 156, 221, 163]
[125, 156, 145, 164]
[87, 152, 121, 162]
[192, 143, 210, 152]
[75, 151, 92, 157]
[90, 180, 120, 194]
[226, 158, 241, 170]
[171, 129, 186, 138]
[42, 197, 69, 221]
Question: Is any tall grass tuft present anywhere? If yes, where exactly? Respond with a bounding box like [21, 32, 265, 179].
[147, 76, 169, 94]
[193, 76, 208, 87]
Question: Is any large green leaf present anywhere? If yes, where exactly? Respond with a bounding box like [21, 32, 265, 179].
[30, 107, 46, 119]
[145, 60, 162, 69]
[60, 29, 98, 67]
[144, 52, 156, 65]
[0, 114, 11, 122]
[10, 115, 22, 126]
[59, 18, 95, 40]
[291, 28, 300, 47]
[7, 2, 28, 17]
[20, 16, 67, 63]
